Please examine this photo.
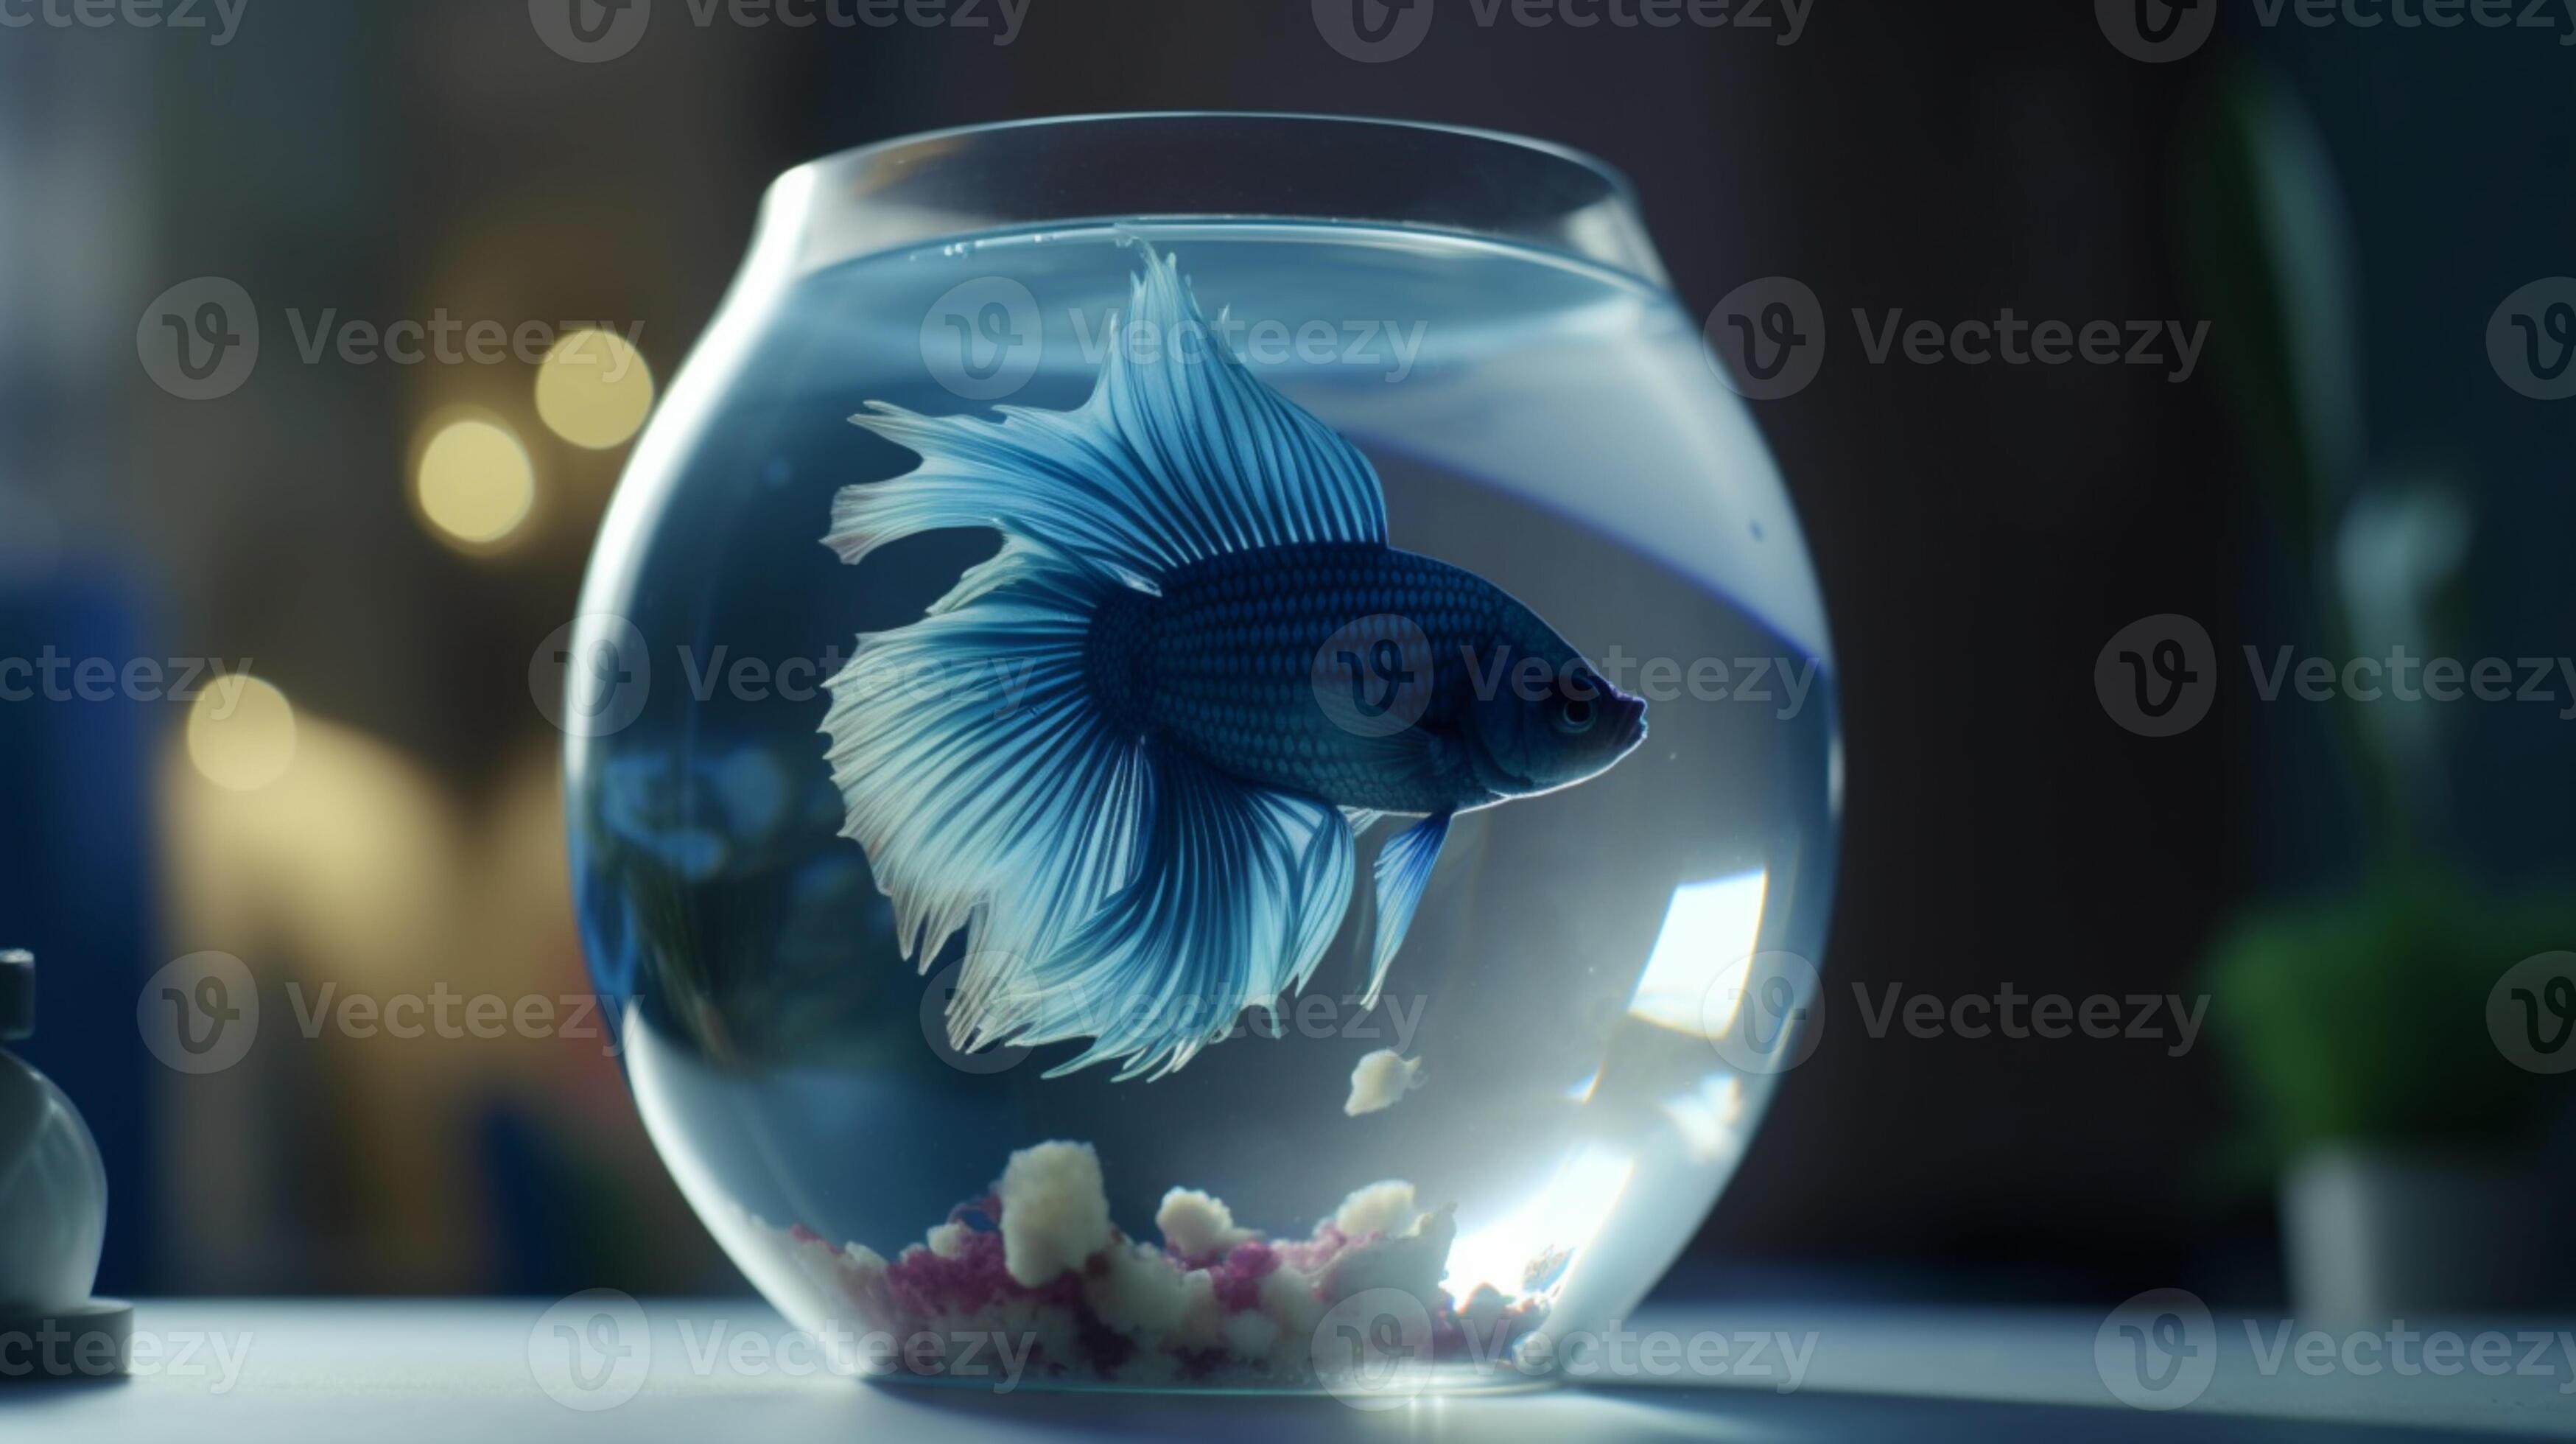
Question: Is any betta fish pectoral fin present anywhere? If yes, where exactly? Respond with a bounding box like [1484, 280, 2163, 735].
[1367, 812, 1450, 1010]
[821, 245, 1643, 1080]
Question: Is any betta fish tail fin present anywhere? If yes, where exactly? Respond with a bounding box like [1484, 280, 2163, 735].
[824, 245, 1398, 1078]
[820, 553, 1354, 1079]
[1021, 754, 1358, 1080]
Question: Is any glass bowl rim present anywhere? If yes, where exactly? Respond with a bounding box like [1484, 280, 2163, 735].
[757, 111, 1663, 285]
[800, 110, 1638, 207]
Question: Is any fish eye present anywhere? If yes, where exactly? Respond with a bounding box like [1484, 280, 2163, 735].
[1553, 697, 1598, 735]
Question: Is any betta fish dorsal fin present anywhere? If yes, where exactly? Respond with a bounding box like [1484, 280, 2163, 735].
[835, 245, 1388, 597]
[1364, 812, 1452, 1011]
[1087, 245, 1390, 563]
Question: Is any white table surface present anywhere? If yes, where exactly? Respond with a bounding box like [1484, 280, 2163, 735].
[4, 1299, 2566, 1443]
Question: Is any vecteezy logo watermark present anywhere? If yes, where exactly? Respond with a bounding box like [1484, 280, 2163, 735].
[1311, 614, 1438, 739]
[137, 951, 259, 1075]
[1706, 278, 1827, 402]
[924, 278, 1043, 402]
[530, 1291, 651, 1411]
[2095, 614, 2219, 738]
[2489, 278, 2576, 401]
[2097, 1289, 2219, 1410]
[2096, 0, 2221, 61]
[532, 0, 1028, 60]
[1702, 950, 1825, 1075]
[919, 956, 1033, 1075]
[1313, 1288, 1436, 1408]
[2489, 952, 2576, 1074]
[1708, 284, 2210, 400]
[1316, 0, 1812, 61]
[919, 284, 1436, 402]
[137, 278, 259, 402]
[530, 0, 653, 61]
[1313, 0, 1436, 60]
[0, 0, 247, 43]
[532, 615, 653, 740]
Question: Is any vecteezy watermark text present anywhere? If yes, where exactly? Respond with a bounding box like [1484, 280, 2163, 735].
[1850, 983, 2208, 1056]
[2096, 1289, 2576, 1411]
[536, 612, 1828, 740]
[1316, 1288, 1820, 1409]
[0, 1323, 253, 1390]
[1851, 310, 2208, 382]
[1447, 647, 1822, 719]
[1310, 620, 1825, 741]
[2243, 646, 2576, 715]
[0, 0, 247, 44]
[2096, 613, 2576, 738]
[922, 277, 1432, 401]
[1314, 0, 1812, 64]
[0, 651, 256, 709]
[526, 1291, 1039, 1410]
[286, 983, 620, 1058]
[530, 0, 1029, 63]
[531, 621, 1049, 738]
[922, 953, 1430, 1073]
[1705, 969, 2211, 1076]
[138, 276, 645, 402]
[2099, 0, 2576, 63]
[1705, 278, 2210, 400]
[137, 951, 627, 1075]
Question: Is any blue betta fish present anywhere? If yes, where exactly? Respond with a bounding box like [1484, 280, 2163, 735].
[821, 246, 1645, 1080]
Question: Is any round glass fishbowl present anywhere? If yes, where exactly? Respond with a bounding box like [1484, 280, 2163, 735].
[565, 113, 1839, 1396]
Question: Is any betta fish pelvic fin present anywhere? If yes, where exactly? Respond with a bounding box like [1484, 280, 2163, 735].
[821, 246, 1415, 1080]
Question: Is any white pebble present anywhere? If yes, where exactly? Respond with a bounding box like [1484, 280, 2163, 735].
[1331, 1180, 1421, 1239]
[1156, 1187, 1253, 1256]
[1344, 1050, 1422, 1116]
[996, 1140, 1113, 1286]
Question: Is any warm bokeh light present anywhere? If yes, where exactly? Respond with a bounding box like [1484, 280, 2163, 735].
[534, 329, 656, 449]
[186, 676, 298, 791]
[415, 418, 536, 548]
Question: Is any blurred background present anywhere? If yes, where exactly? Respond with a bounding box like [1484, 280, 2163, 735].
[1, 0, 2569, 1312]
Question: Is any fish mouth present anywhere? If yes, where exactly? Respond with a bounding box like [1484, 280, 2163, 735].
[1614, 697, 1649, 751]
